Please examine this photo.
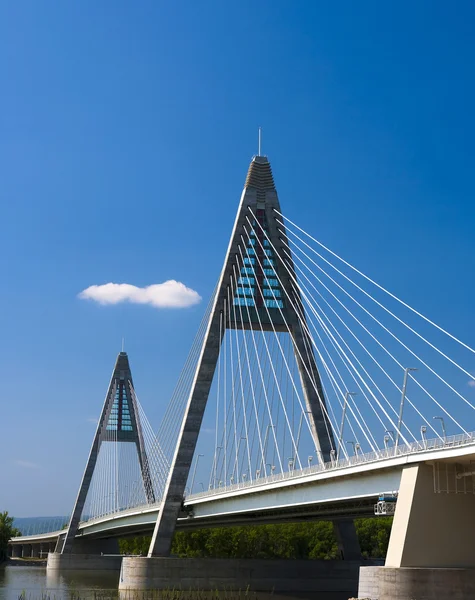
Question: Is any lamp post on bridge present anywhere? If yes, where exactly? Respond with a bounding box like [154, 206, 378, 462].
[433, 416, 447, 443]
[395, 368, 418, 451]
[385, 429, 395, 441]
[337, 392, 357, 460]
[190, 454, 204, 494]
[293, 410, 312, 468]
[265, 463, 276, 476]
[421, 425, 428, 449]
[261, 425, 276, 476]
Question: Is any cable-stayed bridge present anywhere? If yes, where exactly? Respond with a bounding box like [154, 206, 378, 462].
[10, 154, 475, 597]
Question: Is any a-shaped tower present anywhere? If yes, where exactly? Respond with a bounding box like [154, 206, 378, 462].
[61, 351, 155, 553]
[148, 155, 343, 557]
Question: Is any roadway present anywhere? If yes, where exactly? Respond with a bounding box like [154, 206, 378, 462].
[10, 431, 475, 547]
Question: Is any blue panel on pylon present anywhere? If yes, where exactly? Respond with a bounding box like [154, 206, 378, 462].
[107, 384, 134, 432]
[232, 212, 285, 313]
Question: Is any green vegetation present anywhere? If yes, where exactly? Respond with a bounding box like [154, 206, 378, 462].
[16, 592, 260, 600]
[0, 511, 21, 562]
[119, 518, 393, 559]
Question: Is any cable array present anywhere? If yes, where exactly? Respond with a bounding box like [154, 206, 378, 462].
[77, 205, 475, 516]
[80, 391, 166, 522]
[186, 206, 475, 493]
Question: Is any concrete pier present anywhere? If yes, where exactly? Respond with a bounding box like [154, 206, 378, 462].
[47, 552, 122, 571]
[119, 557, 368, 598]
[358, 566, 475, 600]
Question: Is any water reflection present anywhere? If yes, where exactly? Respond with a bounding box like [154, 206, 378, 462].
[0, 566, 119, 600]
[0, 565, 333, 600]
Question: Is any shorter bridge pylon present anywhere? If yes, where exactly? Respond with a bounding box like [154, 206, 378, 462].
[60, 351, 155, 554]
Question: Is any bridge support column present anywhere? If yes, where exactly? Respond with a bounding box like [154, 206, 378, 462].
[120, 557, 367, 597]
[387, 462, 475, 568]
[47, 553, 122, 571]
[359, 462, 475, 599]
[333, 518, 361, 560]
[31, 545, 40, 558]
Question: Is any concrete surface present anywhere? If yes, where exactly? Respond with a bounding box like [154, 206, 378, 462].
[386, 463, 475, 567]
[359, 566, 475, 599]
[47, 552, 122, 571]
[120, 557, 367, 598]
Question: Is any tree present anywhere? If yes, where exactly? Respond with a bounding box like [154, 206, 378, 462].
[119, 518, 393, 561]
[0, 511, 21, 562]
[355, 517, 392, 558]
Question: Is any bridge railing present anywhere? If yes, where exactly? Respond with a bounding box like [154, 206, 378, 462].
[186, 430, 475, 501]
[69, 430, 475, 525]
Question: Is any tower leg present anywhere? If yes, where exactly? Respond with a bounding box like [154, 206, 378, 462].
[148, 310, 225, 556]
[333, 519, 362, 560]
[61, 438, 101, 553]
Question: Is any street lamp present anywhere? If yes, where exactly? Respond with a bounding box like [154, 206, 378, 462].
[261, 425, 276, 475]
[420, 426, 427, 449]
[190, 453, 204, 494]
[293, 410, 312, 467]
[383, 435, 390, 450]
[433, 416, 447, 443]
[288, 458, 294, 471]
[330, 449, 336, 466]
[395, 368, 418, 450]
[385, 430, 395, 442]
[338, 392, 357, 460]
[308, 456, 313, 468]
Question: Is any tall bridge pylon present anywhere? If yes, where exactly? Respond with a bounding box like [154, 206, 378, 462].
[61, 351, 155, 554]
[148, 154, 347, 557]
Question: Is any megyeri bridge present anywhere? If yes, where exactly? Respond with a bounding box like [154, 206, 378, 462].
[10, 153, 475, 599]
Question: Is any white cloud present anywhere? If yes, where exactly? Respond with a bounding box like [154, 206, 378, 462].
[15, 460, 39, 469]
[78, 280, 201, 309]
[468, 380, 475, 388]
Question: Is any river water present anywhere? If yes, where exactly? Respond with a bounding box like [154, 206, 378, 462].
[0, 564, 348, 600]
[0, 566, 120, 599]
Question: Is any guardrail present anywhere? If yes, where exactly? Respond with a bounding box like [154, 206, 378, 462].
[185, 430, 475, 502]
[69, 430, 475, 526]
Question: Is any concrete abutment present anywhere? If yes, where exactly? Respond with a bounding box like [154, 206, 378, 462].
[356, 462, 475, 599]
[358, 566, 475, 600]
[47, 552, 122, 571]
[119, 557, 370, 598]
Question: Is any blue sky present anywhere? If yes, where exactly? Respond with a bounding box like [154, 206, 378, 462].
[1, 1, 475, 516]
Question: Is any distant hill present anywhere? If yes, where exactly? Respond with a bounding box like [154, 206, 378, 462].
[13, 516, 68, 535]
